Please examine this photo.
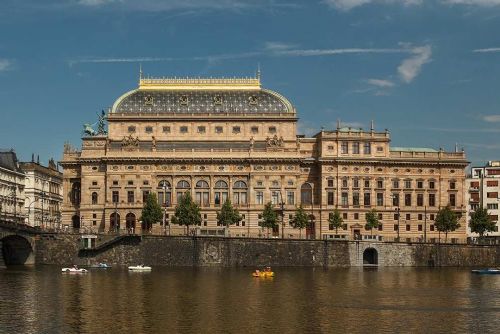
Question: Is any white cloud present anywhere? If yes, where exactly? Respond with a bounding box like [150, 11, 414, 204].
[0, 59, 12, 71]
[264, 41, 297, 51]
[444, 0, 500, 6]
[78, 0, 118, 6]
[324, 0, 422, 11]
[482, 115, 500, 122]
[397, 45, 432, 83]
[364, 78, 395, 87]
[275, 47, 406, 56]
[473, 47, 500, 53]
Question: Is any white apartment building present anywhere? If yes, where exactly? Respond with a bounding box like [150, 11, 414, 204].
[0, 150, 25, 223]
[467, 161, 500, 236]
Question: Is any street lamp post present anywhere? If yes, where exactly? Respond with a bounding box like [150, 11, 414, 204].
[163, 182, 169, 236]
[11, 186, 17, 224]
[391, 193, 400, 242]
[278, 190, 285, 239]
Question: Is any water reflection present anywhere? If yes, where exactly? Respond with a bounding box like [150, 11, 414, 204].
[0, 266, 499, 333]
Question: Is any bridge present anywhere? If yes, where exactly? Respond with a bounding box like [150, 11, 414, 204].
[0, 221, 41, 267]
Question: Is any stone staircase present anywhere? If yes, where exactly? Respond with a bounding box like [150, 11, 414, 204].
[79, 234, 141, 255]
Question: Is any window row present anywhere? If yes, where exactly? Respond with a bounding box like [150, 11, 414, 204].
[328, 178, 442, 190]
[327, 192, 456, 207]
[127, 125, 278, 135]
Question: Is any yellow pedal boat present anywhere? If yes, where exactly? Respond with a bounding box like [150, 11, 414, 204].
[252, 268, 274, 278]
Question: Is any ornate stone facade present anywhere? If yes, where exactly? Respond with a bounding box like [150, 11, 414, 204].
[60, 75, 468, 242]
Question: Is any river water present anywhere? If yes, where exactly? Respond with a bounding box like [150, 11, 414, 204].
[0, 266, 499, 333]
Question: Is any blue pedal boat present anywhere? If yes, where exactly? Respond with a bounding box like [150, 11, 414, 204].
[471, 268, 500, 274]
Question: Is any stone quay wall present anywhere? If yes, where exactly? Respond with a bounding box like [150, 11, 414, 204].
[34, 234, 499, 267]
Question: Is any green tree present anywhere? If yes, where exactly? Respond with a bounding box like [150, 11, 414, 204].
[435, 206, 460, 243]
[140, 193, 163, 231]
[365, 209, 379, 236]
[469, 207, 495, 237]
[216, 199, 241, 234]
[290, 205, 309, 238]
[171, 192, 201, 236]
[261, 202, 278, 238]
[328, 209, 344, 235]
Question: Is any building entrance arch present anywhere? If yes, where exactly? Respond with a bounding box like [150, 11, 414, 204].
[110, 213, 120, 232]
[126, 213, 136, 233]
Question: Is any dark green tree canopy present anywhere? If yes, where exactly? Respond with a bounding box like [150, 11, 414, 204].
[365, 209, 379, 234]
[171, 192, 201, 232]
[469, 207, 495, 237]
[435, 206, 460, 241]
[141, 193, 163, 228]
[290, 205, 309, 230]
[261, 202, 278, 230]
[216, 199, 241, 227]
[328, 209, 344, 233]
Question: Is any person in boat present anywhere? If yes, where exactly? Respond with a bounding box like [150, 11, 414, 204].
[73, 265, 78, 269]
[265, 266, 271, 272]
[254, 269, 260, 275]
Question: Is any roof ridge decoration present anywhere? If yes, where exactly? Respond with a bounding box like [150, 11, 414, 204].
[138, 76, 261, 91]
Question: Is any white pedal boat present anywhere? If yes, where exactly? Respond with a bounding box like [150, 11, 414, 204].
[128, 264, 152, 271]
[62, 267, 88, 273]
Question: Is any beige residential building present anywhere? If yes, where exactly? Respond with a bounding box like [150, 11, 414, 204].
[0, 150, 25, 223]
[20, 158, 63, 228]
[60, 74, 469, 242]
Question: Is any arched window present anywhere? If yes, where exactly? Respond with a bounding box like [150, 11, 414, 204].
[301, 183, 313, 205]
[157, 180, 171, 207]
[91, 192, 98, 205]
[71, 182, 81, 206]
[195, 180, 210, 206]
[177, 180, 190, 189]
[215, 180, 228, 206]
[233, 181, 248, 205]
[126, 212, 136, 231]
[110, 212, 120, 231]
[196, 180, 209, 188]
[176, 180, 190, 202]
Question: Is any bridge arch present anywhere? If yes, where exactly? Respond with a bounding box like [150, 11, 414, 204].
[363, 247, 378, 266]
[1, 234, 35, 266]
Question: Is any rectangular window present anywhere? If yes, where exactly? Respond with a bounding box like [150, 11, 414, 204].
[352, 142, 360, 154]
[430, 225, 435, 231]
[142, 191, 149, 203]
[128, 180, 133, 185]
[405, 194, 412, 206]
[287, 191, 295, 205]
[342, 178, 348, 188]
[341, 142, 348, 154]
[429, 181, 435, 189]
[180, 126, 188, 133]
[450, 182, 456, 190]
[393, 180, 400, 189]
[215, 126, 223, 134]
[128, 126, 136, 133]
[417, 193, 424, 206]
[343, 213, 348, 220]
[377, 180, 383, 189]
[112, 180, 119, 186]
[449, 193, 456, 207]
[251, 126, 259, 134]
[353, 179, 359, 188]
[112, 191, 119, 203]
[418, 224, 423, 231]
[127, 191, 134, 203]
[376, 193, 384, 206]
[271, 191, 280, 205]
[145, 126, 153, 133]
[394, 224, 399, 231]
[394, 214, 399, 221]
[354, 213, 359, 220]
[363, 193, 370, 206]
[487, 203, 498, 210]
[406, 213, 411, 220]
[353, 192, 360, 206]
[392, 194, 399, 207]
[405, 180, 412, 189]
[268, 126, 277, 134]
[232, 126, 241, 134]
[163, 126, 171, 133]
[327, 192, 334, 205]
[418, 214, 423, 220]
[417, 181, 423, 189]
[487, 180, 498, 187]
[341, 192, 348, 207]
[327, 179, 334, 187]
[487, 192, 498, 198]
[364, 180, 370, 188]
[197, 126, 206, 133]
[406, 224, 411, 231]
[364, 142, 371, 154]
[429, 194, 436, 207]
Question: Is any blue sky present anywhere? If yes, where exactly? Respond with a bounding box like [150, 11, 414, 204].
[0, 0, 499, 167]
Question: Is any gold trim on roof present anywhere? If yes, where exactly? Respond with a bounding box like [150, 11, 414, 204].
[139, 77, 261, 90]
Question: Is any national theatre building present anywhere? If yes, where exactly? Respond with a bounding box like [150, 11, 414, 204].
[60, 73, 469, 242]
